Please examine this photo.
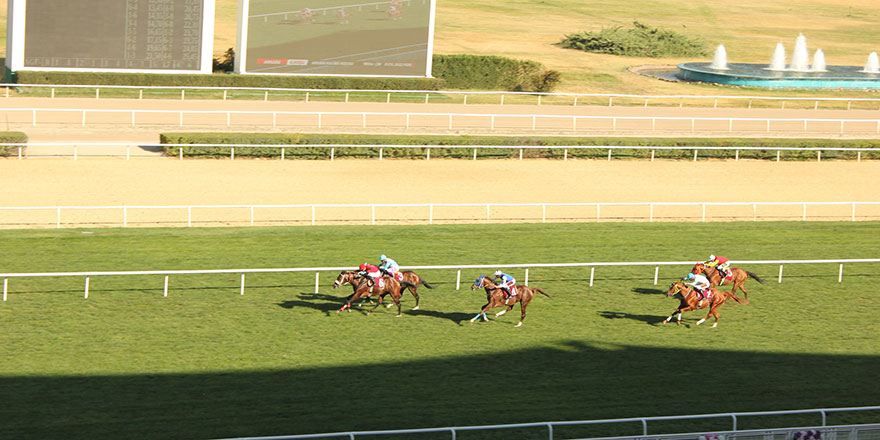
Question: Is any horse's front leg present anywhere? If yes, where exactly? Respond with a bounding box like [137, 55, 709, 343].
[339, 292, 362, 313]
[470, 302, 495, 323]
[366, 293, 384, 315]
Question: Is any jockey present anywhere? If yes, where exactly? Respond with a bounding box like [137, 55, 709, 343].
[358, 263, 383, 291]
[378, 254, 401, 280]
[493, 270, 516, 299]
[685, 265, 711, 303]
[705, 254, 731, 279]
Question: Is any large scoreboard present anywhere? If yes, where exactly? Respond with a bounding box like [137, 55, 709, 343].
[6, 0, 215, 73]
[236, 0, 436, 77]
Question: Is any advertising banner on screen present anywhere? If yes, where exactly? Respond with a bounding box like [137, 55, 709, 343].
[237, 0, 435, 77]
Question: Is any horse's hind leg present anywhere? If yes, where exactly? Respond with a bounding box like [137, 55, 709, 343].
[408, 286, 420, 310]
[516, 302, 528, 327]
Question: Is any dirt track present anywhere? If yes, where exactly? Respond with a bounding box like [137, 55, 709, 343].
[2, 97, 879, 227]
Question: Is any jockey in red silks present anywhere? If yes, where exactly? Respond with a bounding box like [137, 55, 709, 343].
[705, 254, 731, 279]
[493, 270, 516, 299]
[358, 263, 383, 292]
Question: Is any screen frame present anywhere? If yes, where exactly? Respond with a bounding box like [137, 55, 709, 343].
[234, 0, 436, 77]
[6, 0, 216, 74]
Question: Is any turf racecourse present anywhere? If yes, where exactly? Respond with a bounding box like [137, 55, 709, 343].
[1, 222, 879, 440]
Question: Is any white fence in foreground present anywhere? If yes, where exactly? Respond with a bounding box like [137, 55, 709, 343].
[210, 405, 880, 440]
[5, 107, 880, 134]
[1, 201, 878, 229]
[2, 258, 878, 301]
[7, 82, 880, 110]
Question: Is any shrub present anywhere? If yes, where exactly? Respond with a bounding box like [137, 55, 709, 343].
[558, 21, 708, 58]
[431, 54, 561, 92]
[0, 132, 29, 156]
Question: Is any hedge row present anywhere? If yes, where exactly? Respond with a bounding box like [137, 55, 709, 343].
[12, 55, 560, 92]
[557, 21, 708, 58]
[159, 133, 880, 160]
[431, 55, 560, 92]
[0, 132, 29, 156]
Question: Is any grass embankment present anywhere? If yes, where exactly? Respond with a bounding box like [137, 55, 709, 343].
[1, 222, 879, 439]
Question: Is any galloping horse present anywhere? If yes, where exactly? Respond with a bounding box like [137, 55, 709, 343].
[337, 274, 415, 317]
[333, 270, 433, 310]
[693, 264, 764, 297]
[469, 275, 550, 327]
[663, 281, 747, 328]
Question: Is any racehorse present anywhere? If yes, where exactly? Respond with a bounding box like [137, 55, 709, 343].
[469, 275, 550, 327]
[663, 281, 747, 328]
[693, 264, 764, 297]
[337, 274, 415, 317]
[333, 270, 432, 310]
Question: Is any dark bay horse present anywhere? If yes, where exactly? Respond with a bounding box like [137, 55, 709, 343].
[693, 264, 764, 297]
[470, 275, 550, 327]
[663, 281, 747, 328]
[337, 274, 415, 317]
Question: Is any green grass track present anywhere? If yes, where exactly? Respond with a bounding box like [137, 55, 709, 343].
[1, 222, 879, 440]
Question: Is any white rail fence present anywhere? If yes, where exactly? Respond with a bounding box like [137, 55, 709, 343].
[1, 202, 878, 229]
[210, 406, 880, 440]
[2, 259, 878, 301]
[5, 107, 880, 134]
[6, 83, 880, 109]
[3, 142, 878, 162]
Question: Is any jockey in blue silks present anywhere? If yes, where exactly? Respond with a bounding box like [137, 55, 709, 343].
[378, 254, 400, 280]
[493, 270, 516, 298]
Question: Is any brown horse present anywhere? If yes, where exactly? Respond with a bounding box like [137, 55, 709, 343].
[693, 264, 764, 297]
[333, 270, 432, 310]
[337, 274, 414, 317]
[663, 281, 747, 328]
[469, 275, 550, 327]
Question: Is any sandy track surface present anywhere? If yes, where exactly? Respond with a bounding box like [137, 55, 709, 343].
[2, 96, 878, 227]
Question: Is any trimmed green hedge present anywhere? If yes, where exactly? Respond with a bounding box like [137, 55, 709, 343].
[432, 54, 561, 91]
[13, 54, 561, 92]
[0, 132, 29, 156]
[14, 71, 445, 91]
[159, 133, 880, 160]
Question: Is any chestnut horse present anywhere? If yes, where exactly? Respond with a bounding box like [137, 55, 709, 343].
[693, 264, 764, 297]
[337, 274, 415, 317]
[663, 281, 747, 328]
[469, 275, 550, 327]
[333, 270, 433, 310]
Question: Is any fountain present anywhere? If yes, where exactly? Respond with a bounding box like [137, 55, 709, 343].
[675, 34, 880, 89]
[769, 43, 786, 71]
[709, 44, 729, 70]
[864, 52, 879, 73]
[789, 34, 810, 71]
[811, 49, 827, 72]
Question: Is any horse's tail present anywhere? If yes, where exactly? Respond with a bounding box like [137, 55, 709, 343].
[746, 271, 765, 284]
[419, 277, 435, 289]
[534, 287, 551, 298]
[400, 281, 418, 290]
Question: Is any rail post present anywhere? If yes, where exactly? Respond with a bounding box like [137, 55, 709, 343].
[852, 202, 856, 222]
[187, 207, 192, 227]
[542, 204, 546, 223]
[589, 267, 595, 287]
[429, 204, 433, 225]
[371, 205, 376, 225]
[839, 264, 844, 283]
[315, 272, 320, 293]
[123, 207, 127, 227]
[649, 204, 654, 222]
[82, 110, 87, 127]
[240, 274, 245, 295]
[456, 270, 461, 290]
[312, 206, 316, 226]
[654, 267, 659, 285]
[56, 207, 61, 229]
[524, 268, 529, 286]
[164, 275, 169, 297]
[702, 204, 706, 222]
[84, 276, 90, 299]
[3, 278, 7, 301]
[778, 264, 784, 283]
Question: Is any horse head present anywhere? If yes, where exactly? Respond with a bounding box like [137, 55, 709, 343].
[471, 274, 487, 290]
[333, 271, 355, 289]
[666, 282, 684, 297]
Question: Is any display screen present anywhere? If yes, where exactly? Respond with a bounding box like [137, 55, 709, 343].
[241, 0, 434, 76]
[20, 0, 207, 71]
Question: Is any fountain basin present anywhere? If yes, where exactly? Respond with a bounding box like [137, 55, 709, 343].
[678, 62, 880, 89]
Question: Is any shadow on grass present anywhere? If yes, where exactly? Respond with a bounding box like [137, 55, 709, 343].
[2, 342, 878, 440]
[597, 310, 661, 325]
